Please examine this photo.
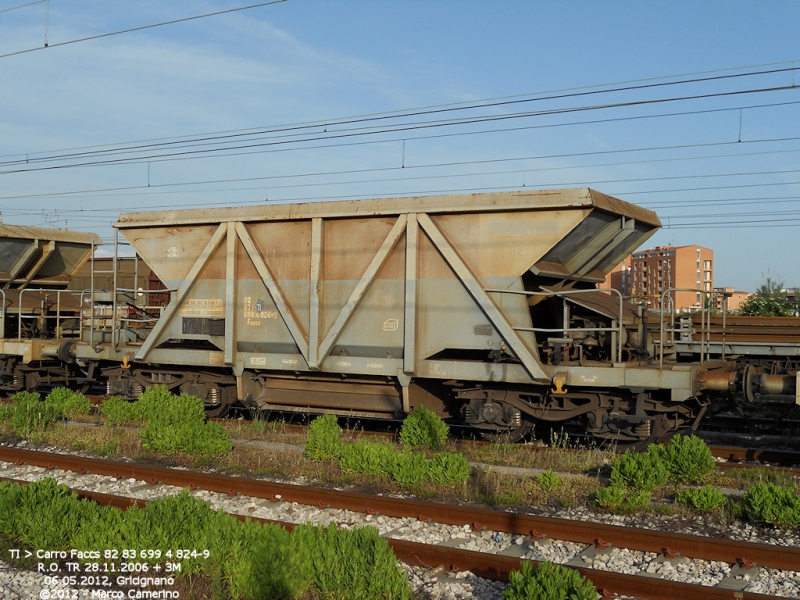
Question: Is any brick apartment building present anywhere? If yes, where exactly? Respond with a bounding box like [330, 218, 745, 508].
[713, 287, 751, 312]
[604, 245, 714, 311]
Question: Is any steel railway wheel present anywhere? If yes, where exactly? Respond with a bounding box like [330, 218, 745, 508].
[203, 386, 237, 418]
[478, 421, 533, 443]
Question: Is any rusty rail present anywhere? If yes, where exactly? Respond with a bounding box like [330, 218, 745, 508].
[1, 446, 798, 573]
[215, 416, 800, 470]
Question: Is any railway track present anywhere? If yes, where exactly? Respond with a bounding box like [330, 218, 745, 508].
[0, 446, 797, 599]
[15, 396, 800, 469]
[215, 415, 800, 471]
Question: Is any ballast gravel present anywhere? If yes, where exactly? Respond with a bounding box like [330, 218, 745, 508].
[0, 448, 799, 599]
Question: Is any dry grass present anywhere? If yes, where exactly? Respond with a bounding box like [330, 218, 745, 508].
[12, 414, 795, 517]
[471, 468, 601, 508]
[33, 423, 142, 457]
[709, 466, 799, 491]
[458, 437, 614, 475]
[220, 416, 308, 445]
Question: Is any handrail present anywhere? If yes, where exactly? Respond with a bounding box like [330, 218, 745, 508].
[658, 288, 729, 368]
[112, 229, 119, 351]
[484, 287, 625, 363]
[16, 288, 81, 341]
[79, 287, 173, 345]
[0, 290, 5, 338]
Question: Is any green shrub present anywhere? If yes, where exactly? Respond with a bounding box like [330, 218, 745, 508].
[141, 419, 233, 456]
[504, 560, 596, 600]
[537, 469, 561, 491]
[304, 414, 344, 461]
[610, 450, 669, 491]
[428, 452, 472, 485]
[595, 485, 651, 512]
[100, 387, 232, 456]
[399, 406, 449, 451]
[339, 440, 471, 487]
[11, 391, 41, 406]
[292, 523, 411, 600]
[742, 482, 800, 529]
[99, 396, 135, 425]
[652, 435, 715, 483]
[340, 441, 397, 476]
[10, 391, 60, 438]
[0, 405, 14, 422]
[0, 478, 94, 550]
[46, 387, 91, 420]
[0, 479, 411, 600]
[133, 384, 184, 423]
[391, 452, 430, 487]
[677, 485, 727, 513]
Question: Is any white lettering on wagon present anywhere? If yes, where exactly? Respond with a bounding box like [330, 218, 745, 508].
[179, 298, 224, 317]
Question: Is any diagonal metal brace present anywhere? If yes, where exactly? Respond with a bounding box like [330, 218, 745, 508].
[417, 213, 548, 382]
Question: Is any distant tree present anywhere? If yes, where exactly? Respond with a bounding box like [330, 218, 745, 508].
[739, 278, 797, 316]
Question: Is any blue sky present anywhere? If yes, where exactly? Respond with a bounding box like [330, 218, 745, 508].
[1, 1, 799, 291]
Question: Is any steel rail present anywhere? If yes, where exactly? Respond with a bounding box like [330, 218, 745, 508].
[0, 476, 778, 600]
[712, 445, 800, 470]
[50, 413, 800, 472]
[216, 416, 800, 470]
[1, 446, 798, 573]
[213, 416, 800, 466]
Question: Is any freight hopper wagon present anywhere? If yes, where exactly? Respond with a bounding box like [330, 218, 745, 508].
[1, 190, 796, 447]
[108, 187, 796, 447]
[0, 225, 100, 388]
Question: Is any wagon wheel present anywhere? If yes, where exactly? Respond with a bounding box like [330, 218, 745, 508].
[479, 420, 533, 443]
[610, 414, 678, 453]
[204, 386, 236, 418]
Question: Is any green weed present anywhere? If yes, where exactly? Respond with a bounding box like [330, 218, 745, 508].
[742, 482, 800, 529]
[610, 450, 669, 492]
[340, 441, 397, 476]
[399, 406, 449, 451]
[304, 414, 344, 461]
[45, 388, 91, 420]
[11, 391, 60, 438]
[1, 479, 411, 600]
[651, 435, 715, 484]
[537, 469, 561, 491]
[427, 452, 471, 485]
[595, 485, 651, 512]
[676, 485, 727, 513]
[504, 560, 596, 600]
[141, 419, 233, 456]
[99, 396, 136, 425]
[391, 452, 430, 487]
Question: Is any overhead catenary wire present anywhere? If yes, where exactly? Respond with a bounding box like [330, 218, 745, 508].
[2, 35, 800, 239]
[2, 84, 799, 175]
[5, 96, 800, 172]
[0, 0, 45, 15]
[2, 57, 797, 161]
[0, 0, 287, 59]
[1, 64, 798, 168]
[3, 137, 800, 204]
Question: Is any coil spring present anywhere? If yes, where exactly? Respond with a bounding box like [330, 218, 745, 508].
[207, 387, 221, 405]
[634, 420, 652, 437]
[12, 373, 24, 388]
[106, 381, 115, 397]
[130, 383, 144, 398]
[507, 408, 522, 428]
